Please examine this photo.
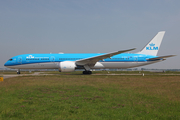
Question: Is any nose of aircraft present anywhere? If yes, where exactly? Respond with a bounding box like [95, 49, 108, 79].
[4, 61, 8, 66]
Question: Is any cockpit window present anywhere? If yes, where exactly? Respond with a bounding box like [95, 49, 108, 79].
[9, 59, 13, 61]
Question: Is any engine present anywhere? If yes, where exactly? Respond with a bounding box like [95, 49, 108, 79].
[59, 61, 76, 72]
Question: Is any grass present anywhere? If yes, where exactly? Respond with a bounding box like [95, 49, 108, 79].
[0, 74, 180, 119]
[40, 70, 180, 75]
[1, 70, 180, 75]
[0, 70, 34, 75]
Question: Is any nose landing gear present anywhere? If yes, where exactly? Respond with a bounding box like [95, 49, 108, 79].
[17, 69, 20, 74]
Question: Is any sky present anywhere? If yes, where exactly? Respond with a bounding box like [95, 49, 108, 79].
[0, 0, 180, 69]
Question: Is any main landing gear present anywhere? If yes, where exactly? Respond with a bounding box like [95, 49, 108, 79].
[17, 69, 20, 74]
[83, 71, 92, 75]
[82, 65, 92, 74]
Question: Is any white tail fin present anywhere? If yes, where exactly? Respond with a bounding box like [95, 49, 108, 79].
[138, 31, 165, 56]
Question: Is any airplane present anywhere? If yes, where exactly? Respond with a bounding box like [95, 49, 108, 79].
[4, 31, 175, 74]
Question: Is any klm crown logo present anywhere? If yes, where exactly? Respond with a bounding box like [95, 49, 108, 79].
[146, 43, 158, 50]
[26, 55, 35, 58]
[149, 43, 155, 46]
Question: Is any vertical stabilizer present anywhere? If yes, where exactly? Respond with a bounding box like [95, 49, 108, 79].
[138, 31, 165, 56]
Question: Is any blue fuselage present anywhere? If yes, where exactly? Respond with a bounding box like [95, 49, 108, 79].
[4, 53, 159, 70]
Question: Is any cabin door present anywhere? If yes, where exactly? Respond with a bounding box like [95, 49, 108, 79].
[50, 56, 55, 62]
[18, 57, 22, 64]
[134, 56, 138, 63]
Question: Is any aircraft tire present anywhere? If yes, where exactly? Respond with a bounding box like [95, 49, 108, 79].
[88, 71, 92, 74]
[83, 71, 92, 75]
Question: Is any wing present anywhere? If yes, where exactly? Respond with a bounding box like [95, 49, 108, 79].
[147, 55, 176, 61]
[75, 48, 136, 66]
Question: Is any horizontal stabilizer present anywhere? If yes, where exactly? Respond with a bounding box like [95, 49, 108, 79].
[147, 55, 176, 61]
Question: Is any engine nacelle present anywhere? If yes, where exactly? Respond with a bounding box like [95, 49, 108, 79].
[59, 61, 76, 72]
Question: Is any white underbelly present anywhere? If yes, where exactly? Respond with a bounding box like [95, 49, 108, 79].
[7, 62, 59, 69]
[92, 61, 161, 69]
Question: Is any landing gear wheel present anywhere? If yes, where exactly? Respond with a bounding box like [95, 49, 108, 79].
[17, 69, 20, 74]
[88, 71, 92, 74]
[83, 71, 92, 75]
